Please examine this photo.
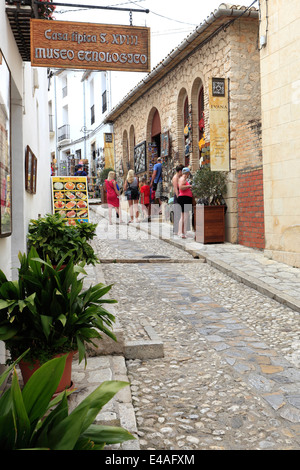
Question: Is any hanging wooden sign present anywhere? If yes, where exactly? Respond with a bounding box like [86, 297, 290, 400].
[30, 19, 151, 72]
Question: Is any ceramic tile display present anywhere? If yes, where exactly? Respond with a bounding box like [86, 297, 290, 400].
[51, 176, 89, 225]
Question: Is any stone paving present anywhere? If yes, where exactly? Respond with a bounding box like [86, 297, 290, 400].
[79, 204, 300, 451]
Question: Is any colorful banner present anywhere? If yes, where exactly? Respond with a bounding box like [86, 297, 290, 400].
[104, 133, 114, 169]
[209, 78, 230, 171]
[51, 176, 89, 225]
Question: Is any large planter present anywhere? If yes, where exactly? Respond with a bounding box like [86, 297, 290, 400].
[19, 351, 75, 394]
[195, 205, 225, 244]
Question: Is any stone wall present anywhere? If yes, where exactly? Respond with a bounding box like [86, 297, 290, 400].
[113, 17, 262, 246]
[260, 0, 300, 267]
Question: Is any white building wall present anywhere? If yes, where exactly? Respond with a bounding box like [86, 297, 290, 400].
[1, 3, 51, 363]
[260, 0, 300, 267]
[49, 69, 113, 178]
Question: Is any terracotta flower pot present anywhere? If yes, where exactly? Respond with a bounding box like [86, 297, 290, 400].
[19, 350, 76, 394]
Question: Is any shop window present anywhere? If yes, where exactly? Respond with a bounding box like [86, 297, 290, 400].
[0, 50, 12, 237]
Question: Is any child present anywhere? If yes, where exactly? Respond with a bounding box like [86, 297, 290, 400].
[140, 176, 151, 222]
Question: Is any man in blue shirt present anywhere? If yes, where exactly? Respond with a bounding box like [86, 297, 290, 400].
[74, 164, 87, 176]
[151, 157, 163, 209]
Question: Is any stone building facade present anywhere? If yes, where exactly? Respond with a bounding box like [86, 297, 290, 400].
[105, 5, 262, 246]
[259, 0, 300, 267]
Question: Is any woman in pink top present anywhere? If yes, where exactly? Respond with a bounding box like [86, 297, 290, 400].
[177, 167, 193, 239]
[104, 171, 124, 224]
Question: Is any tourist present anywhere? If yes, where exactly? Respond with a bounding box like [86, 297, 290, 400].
[177, 167, 193, 239]
[172, 164, 184, 235]
[124, 169, 140, 223]
[151, 157, 163, 210]
[104, 171, 123, 224]
[140, 176, 151, 222]
[74, 163, 87, 176]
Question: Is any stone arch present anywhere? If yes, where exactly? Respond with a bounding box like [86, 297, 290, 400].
[146, 107, 161, 142]
[191, 76, 205, 171]
[146, 107, 162, 179]
[177, 87, 188, 166]
[122, 129, 129, 177]
[129, 125, 135, 170]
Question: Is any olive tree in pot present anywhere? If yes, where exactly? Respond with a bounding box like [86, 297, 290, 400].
[0, 247, 117, 394]
[192, 166, 228, 244]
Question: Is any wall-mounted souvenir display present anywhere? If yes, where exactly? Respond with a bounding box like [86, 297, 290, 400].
[134, 141, 147, 174]
[160, 131, 170, 158]
[0, 50, 12, 236]
[51, 176, 90, 225]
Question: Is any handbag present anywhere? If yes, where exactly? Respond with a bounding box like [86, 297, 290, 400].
[152, 182, 157, 191]
[125, 183, 139, 200]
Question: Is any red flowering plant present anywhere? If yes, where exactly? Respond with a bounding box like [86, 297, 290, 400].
[37, 0, 56, 20]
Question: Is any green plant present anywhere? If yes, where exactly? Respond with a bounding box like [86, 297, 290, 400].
[0, 247, 116, 365]
[192, 166, 227, 205]
[99, 168, 114, 186]
[27, 213, 99, 266]
[0, 354, 134, 450]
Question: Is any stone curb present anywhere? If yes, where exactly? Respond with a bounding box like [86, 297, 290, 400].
[98, 258, 204, 263]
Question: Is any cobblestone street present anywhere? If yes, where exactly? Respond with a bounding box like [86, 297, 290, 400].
[86, 206, 300, 451]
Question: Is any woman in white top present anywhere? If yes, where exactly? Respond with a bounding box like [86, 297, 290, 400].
[124, 169, 140, 223]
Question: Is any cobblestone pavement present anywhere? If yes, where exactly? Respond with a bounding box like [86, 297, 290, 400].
[88, 206, 300, 450]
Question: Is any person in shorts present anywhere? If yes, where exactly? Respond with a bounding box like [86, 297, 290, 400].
[151, 157, 163, 212]
[177, 167, 193, 239]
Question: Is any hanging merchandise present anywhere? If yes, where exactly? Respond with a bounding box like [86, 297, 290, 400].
[198, 133, 206, 151]
[199, 111, 205, 131]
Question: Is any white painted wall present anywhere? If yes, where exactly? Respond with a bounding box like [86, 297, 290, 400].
[0, 4, 51, 363]
[48, 69, 113, 177]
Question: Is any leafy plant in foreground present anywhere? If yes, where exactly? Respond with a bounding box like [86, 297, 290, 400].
[0, 247, 116, 365]
[0, 354, 134, 450]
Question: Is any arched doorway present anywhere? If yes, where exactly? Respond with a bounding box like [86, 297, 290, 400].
[191, 77, 205, 170]
[151, 109, 161, 154]
[183, 96, 191, 167]
[147, 107, 161, 181]
[177, 88, 188, 166]
[122, 129, 129, 176]
[129, 125, 135, 170]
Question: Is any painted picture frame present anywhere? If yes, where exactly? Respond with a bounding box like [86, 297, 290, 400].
[25, 145, 37, 194]
[0, 50, 12, 237]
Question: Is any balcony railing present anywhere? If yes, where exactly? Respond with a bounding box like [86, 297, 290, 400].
[58, 124, 70, 142]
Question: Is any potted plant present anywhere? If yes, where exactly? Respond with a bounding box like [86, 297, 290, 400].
[192, 166, 227, 243]
[27, 212, 99, 267]
[0, 247, 117, 393]
[0, 354, 134, 450]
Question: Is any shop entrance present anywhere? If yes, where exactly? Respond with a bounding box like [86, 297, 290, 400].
[148, 109, 161, 181]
